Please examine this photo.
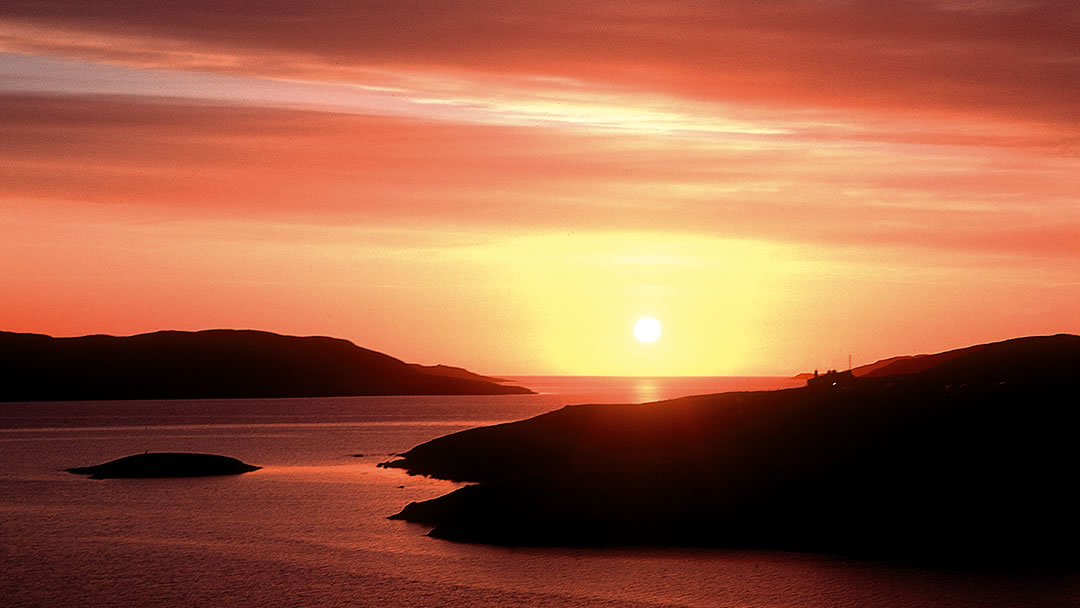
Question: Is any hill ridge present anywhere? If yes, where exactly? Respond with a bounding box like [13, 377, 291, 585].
[0, 329, 533, 401]
[384, 333, 1080, 567]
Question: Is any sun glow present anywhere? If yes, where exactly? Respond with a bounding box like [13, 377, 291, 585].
[634, 317, 662, 343]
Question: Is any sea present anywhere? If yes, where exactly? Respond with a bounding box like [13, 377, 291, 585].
[2, 376, 1078, 608]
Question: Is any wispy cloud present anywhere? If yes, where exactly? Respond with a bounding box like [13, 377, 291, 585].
[2, 1, 1077, 122]
[0, 53, 787, 139]
[2, 93, 1075, 260]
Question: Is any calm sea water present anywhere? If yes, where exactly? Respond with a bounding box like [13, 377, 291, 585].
[2, 377, 1077, 607]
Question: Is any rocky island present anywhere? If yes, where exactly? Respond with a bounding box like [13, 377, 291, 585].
[0, 329, 532, 401]
[67, 452, 260, 479]
[384, 334, 1080, 567]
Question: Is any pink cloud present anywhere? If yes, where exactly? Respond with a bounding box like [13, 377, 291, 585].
[2, 93, 1076, 262]
[2, 1, 1077, 124]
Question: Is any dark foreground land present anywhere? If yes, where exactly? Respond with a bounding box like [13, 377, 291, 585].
[67, 452, 260, 479]
[385, 334, 1080, 568]
[0, 329, 532, 401]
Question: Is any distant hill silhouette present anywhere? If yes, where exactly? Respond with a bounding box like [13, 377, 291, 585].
[0, 329, 532, 401]
[384, 334, 1080, 568]
[853, 343, 989, 378]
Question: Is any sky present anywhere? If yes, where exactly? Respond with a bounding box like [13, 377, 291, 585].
[1, 1, 1077, 375]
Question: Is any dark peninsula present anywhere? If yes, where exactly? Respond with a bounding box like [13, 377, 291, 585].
[0, 329, 532, 401]
[407, 363, 511, 384]
[384, 334, 1080, 567]
[68, 452, 260, 479]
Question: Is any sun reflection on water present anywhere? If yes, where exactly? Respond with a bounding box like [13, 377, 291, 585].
[631, 378, 662, 403]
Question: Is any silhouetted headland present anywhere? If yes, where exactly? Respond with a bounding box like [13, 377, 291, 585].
[384, 334, 1080, 568]
[407, 363, 510, 384]
[794, 343, 990, 380]
[0, 329, 532, 401]
[67, 452, 260, 479]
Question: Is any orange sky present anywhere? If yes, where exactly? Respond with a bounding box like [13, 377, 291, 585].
[1, 2, 1077, 375]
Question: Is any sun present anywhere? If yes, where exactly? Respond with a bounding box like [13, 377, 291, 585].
[633, 317, 662, 343]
